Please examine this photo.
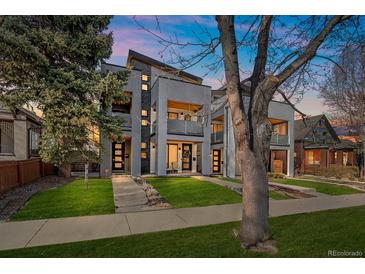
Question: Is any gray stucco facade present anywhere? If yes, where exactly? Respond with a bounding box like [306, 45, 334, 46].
[210, 95, 295, 178]
[100, 51, 212, 177]
[99, 63, 142, 177]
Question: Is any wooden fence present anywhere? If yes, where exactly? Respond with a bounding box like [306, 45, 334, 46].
[0, 158, 55, 195]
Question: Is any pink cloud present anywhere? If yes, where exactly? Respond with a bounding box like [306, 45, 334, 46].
[203, 77, 224, 89]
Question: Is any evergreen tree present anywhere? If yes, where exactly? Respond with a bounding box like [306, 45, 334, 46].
[0, 16, 127, 177]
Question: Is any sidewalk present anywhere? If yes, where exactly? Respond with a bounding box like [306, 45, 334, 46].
[1, 193, 365, 251]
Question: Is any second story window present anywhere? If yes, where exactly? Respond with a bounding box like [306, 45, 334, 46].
[211, 123, 224, 133]
[112, 96, 131, 114]
[0, 120, 14, 154]
[141, 110, 148, 117]
[141, 84, 148, 91]
[167, 112, 178, 120]
[141, 74, 148, 81]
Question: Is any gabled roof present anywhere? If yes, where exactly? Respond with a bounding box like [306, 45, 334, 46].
[294, 114, 339, 142]
[17, 107, 43, 125]
[127, 49, 202, 84]
[333, 138, 358, 150]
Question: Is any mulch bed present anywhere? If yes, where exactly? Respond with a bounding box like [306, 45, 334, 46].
[0, 176, 72, 222]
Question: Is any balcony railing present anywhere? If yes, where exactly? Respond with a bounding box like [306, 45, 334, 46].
[211, 131, 223, 144]
[167, 119, 204, 136]
[270, 134, 289, 145]
[112, 112, 132, 129]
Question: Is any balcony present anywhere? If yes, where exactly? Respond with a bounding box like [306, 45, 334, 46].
[112, 112, 132, 130]
[167, 120, 204, 136]
[211, 131, 223, 144]
[270, 134, 289, 146]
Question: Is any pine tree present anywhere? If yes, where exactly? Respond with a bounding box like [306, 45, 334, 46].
[0, 16, 128, 177]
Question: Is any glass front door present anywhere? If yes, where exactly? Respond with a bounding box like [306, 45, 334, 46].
[112, 142, 125, 170]
[182, 144, 192, 171]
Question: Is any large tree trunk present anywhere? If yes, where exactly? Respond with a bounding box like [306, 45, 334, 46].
[238, 146, 270, 246]
[84, 162, 89, 189]
[58, 164, 71, 178]
[217, 15, 273, 250]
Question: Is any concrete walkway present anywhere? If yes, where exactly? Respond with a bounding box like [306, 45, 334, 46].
[112, 175, 149, 213]
[2, 193, 365, 251]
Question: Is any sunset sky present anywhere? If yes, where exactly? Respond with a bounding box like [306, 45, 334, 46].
[107, 16, 330, 116]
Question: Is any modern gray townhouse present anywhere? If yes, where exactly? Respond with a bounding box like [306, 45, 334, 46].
[100, 50, 211, 177]
[210, 86, 295, 177]
[99, 50, 294, 178]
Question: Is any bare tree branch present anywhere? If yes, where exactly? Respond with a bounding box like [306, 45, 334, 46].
[275, 16, 351, 87]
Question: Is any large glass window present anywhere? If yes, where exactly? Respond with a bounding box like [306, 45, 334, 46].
[167, 112, 178, 120]
[211, 123, 224, 133]
[305, 150, 321, 165]
[166, 144, 178, 169]
[0, 120, 14, 154]
[272, 122, 288, 135]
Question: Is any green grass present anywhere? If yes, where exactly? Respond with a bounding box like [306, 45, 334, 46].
[11, 179, 115, 221]
[2, 205, 365, 257]
[218, 176, 291, 200]
[271, 178, 363, 195]
[146, 177, 241, 207]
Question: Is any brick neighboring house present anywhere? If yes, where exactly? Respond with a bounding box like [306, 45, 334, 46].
[294, 114, 356, 175]
[0, 103, 42, 161]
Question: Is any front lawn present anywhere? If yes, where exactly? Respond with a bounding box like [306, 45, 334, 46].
[11, 178, 115, 221]
[271, 178, 363, 195]
[146, 177, 241, 208]
[2, 205, 365, 257]
[218, 177, 291, 200]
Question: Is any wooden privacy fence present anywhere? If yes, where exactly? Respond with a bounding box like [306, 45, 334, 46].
[0, 158, 55, 195]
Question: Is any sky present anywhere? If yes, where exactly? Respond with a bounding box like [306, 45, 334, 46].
[107, 15, 330, 116]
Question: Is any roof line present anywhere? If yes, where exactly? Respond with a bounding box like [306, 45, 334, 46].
[127, 49, 202, 83]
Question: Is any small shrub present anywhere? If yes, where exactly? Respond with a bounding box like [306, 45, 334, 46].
[268, 172, 285, 179]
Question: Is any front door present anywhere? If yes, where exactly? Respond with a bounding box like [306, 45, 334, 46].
[182, 144, 192, 171]
[112, 142, 125, 171]
[212, 149, 221, 173]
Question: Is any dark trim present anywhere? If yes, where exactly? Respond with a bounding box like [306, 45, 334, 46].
[182, 143, 192, 171]
[270, 143, 290, 147]
[128, 49, 202, 83]
[101, 61, 142, 72]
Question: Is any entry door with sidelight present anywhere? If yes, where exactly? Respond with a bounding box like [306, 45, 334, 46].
[182, 144, 192, 171]
[212, 149, 221, 173]
[112, 142, 125, 170]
